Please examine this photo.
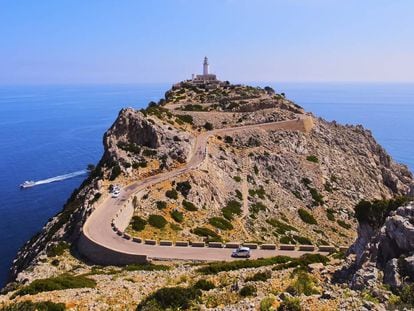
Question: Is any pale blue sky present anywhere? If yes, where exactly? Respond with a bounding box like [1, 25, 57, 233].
[1, 0, 414, 84]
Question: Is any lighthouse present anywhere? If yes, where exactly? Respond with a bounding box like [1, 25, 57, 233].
[191, 57, 218, 84]
[203, 57, 209, 75]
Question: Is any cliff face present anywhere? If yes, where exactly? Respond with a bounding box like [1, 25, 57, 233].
[335, 200, 414, 291]
[5, 82, 413, 300]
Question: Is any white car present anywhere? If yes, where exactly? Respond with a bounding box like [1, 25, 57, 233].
[112, 191, 120, 198]
[231, 247, 251, 258]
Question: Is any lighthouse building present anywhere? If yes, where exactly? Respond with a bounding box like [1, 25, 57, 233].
[192, 57, 218, 83]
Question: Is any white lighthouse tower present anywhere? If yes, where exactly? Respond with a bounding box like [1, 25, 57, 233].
[191, 57, 218, 84]
[203, 56, 209, 75]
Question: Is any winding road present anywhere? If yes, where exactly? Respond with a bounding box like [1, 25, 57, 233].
[80, 116, 315, 263]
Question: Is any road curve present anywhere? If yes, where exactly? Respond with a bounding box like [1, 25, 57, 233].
[80, 117, 315, 263]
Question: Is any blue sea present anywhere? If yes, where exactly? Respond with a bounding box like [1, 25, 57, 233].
[0, 83, 413, 286]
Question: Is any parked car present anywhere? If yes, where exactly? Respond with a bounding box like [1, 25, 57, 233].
[231, 247, 251, 258]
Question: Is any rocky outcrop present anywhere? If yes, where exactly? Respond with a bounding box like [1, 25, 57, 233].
[335, 201, 414, 290]
[103, 108, 194, 171]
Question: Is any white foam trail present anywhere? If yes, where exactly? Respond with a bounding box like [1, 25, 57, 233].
[23, 170, 88, 188]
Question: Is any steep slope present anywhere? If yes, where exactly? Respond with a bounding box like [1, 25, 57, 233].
[3, 82, 413, 310]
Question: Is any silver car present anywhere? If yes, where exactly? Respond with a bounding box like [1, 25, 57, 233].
[231, 247, 251, 258]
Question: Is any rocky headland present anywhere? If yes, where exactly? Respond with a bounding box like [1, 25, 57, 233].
[1, 81, 413, 310]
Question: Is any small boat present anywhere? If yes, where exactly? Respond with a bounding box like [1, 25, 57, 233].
[20, 181, 36, 188]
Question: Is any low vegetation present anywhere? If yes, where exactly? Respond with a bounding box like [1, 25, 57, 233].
[124, 263, 170, 272]
[245, 270, 272, 282]
[148, 215, 167, 229]
[46, 241, 69, 257]
[12, 274, 96, 297]
[266, 218, 298, 235]
[222, 200, 242, 220]
[170, 210, 184, 223]
[209, 217, 233, 230]
[354, 197, 409, 228]
[286, 271, 320, 296]
[306, 155, 319, 163]
[298, 208, 318, 225]
[240, 284, 257, 297]
[0, 301, 66, 311]
[182, 200, 198, 211]
[278, 297, 302, 311]
[165, 189, 178, 200]
[176, 181, 192, 197]
[193, 279, 215, 291]
[197, 254, 326, 274]
[131, 216, 147, 231]
[155, 200, 167, 210]
[192, 227, 221, 241]
[137, 286, 201, 310]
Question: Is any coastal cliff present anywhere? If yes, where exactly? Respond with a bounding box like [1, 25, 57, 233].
[2, 81, 413, 310]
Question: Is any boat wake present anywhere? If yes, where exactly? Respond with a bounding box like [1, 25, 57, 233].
[20, 170, 88, 189]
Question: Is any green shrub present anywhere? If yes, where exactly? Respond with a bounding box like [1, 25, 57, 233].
[203, 122, 213, 130]
[170, 210, 184, 223]
[109, 165, 121, 180]
[240, 285, 257, 297]
[137, 286, 201, 310]
[176, 181, 191, 197]
[117, 141, 141, 154]
[337, 219, 351, 230]
[124, 263, 170, 272]
[235, 189, 243, 200]
[165, 189, 178, 200]
[266, 219, 298, 235]
[0, 301, 66, 311]
[277, 297, 302, 311]
[400, 283, 414, 306]
[293, 235, 312, 245]
[197, 256, 292, 274]
[209, 217, 233, 230]
[46, 241, 69, 257]
[298, 208, 317, 225]
[131, 216, 147, 231]
[176, 114, 194, 124]
[286, 271, 319, 296]
[222, 200, 242, 220]
[224, 136, 233, 144]
[260, 296, 276, 311]
[193, 279, 215, 291]
[254, 165, 259, 175]
[182, 200, 197, 211]
[354, 197, 409, 228]
[280, 236, 295, 244]
[192, 227, 221, 241]
[309, 188, 324, 206]
[326, 209, 335, 221]
[306, 155, 319, 163]
[13, 274, 96, 297]
[182, 104, 204, 111]
[155, 200, 167, 210]
[143, 149, 157, 157]
[233, 176, 242, 182]
[148, 215, 167, 229]
[249, 186, 266, 199]
[132, 160, 147, 169]
[250, 202, 267, 214]
[245, 270, 272, 282]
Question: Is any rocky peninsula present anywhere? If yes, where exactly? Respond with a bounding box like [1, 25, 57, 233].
[1, 81, 413, 310]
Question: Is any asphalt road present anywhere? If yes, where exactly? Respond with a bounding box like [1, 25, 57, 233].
[82, 117, 315, 261]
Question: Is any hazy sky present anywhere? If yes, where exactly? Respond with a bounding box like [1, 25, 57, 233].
[1, 0, 414, 84]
